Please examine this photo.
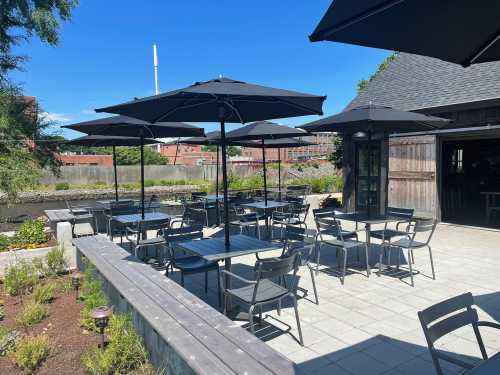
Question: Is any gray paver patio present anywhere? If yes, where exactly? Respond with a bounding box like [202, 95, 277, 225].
[130, 194, 500, 374]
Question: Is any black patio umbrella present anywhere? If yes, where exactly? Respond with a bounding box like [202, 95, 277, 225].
[309, 1, 500, 67]
[64, 116, 203, 219]
[96, 77, 326, 246]
[234, 137, 316, 199]
[225, 121, 307, 206]
[298, 104, 450, 216]
[65, 135, 161, 202]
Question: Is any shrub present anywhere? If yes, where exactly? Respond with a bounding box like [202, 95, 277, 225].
[15, 301, 48, 328]
[0, 234, 12, 252]
[143, 179, 155, 187]
[32, 283, 56, 304]
[54, 182, 70, 190]
[45, 247, 66, 276]
[31, 257, 47, 278]
[319, 195, 343, 209]
[4, 260, 38, 296]
[16, 218, 48, 248]
[82, 314, 149, 375]
[0, 326, 16, 356]
[13, 334, 51, 373]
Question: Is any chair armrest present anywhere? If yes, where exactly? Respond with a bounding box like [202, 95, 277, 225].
[434, 351, 474, 370]
[478, 321, 500, 330]
[220, 269, 257, 285]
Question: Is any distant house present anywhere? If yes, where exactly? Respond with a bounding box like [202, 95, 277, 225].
[58, 154, 113, 166]
[344, 53, 500, 226]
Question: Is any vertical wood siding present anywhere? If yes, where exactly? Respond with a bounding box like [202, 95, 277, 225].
[388, 136, 437, 218]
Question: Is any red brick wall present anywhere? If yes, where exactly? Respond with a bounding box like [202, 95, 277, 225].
[57, 154, 113, 166]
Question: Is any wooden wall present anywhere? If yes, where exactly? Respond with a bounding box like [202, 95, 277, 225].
[388, 135, 438, 218]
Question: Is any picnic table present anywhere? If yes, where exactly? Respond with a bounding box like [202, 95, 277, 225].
[177, 234, 282, 315]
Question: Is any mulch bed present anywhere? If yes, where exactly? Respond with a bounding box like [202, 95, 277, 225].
[0, 274, 100, 374]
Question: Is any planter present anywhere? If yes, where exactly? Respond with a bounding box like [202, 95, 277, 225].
[0, 245, 58, 278]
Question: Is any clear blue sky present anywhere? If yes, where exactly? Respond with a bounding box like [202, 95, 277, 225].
[11, 0, 390, 139]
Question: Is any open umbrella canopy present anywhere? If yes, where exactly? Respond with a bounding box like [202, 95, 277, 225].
[309, 1, 500, 67]
[233, 137, 315, 148]
[63, 115, 203, 138]
[180, 131, 222, 146]
[65, 135, 161, 147]
[95, 77, 326, 123]
[298, 105, 450, 134]
[225, 121, 307, 141]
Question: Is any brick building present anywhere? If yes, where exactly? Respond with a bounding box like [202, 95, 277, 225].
[58, 154, 113, 166]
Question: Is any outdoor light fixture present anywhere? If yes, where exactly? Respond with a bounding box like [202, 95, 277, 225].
[352, 131, 368, 138]
[71, 272, 83, 301]
[91, 306, 113, 349]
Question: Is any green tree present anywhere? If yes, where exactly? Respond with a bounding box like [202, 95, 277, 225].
[0, 0, 79, 83]
[0, 1, 78, 201]
[201, 145, 241, 157]
[115, 147, 168, 165]
[357, 52, 398, 93]
[328, 135, 343, 170]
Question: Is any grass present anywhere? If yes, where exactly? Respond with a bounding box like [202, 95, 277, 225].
[82, 314, 149, 375]
[79, 260, 108, 330]
[32, 282, 56, 304]
[15, 301, 48, 328]
[13, 334, 51, 373]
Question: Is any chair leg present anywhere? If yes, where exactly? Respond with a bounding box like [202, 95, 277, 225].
[217, 268, 222, 308]
[378, 243, 384, 275]
[181, 272, 185, 287]
[291, 295, 304, 346]
[410, 250, 415, 264]
[248, 305, 256, 335]
[342, 249, 347, 285]
[365, 243, 371, 277]
[408, 249, 415, 287]
[277, 300, 281, 316]
[204, 272, 208, 294]
[309, 265, 319, 305]
[428, 245, 436, 280]
[315, 243, 321, 276]
[258, 305, 263, 326]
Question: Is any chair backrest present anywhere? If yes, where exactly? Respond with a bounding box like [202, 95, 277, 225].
[290, 203, 310, 219]
[410, 218, 437, 246]
[191, 191, 207, 201]
[283, 226, 315, 264]
[255, 252, 298, 283]
[418, 293, 488, 375]
[313, 208, 342, 237]
[136, 217, 171, 234]
[110, 205, 138, 217]
[386, 206, 414, 220]
[163, 224, 204, 244]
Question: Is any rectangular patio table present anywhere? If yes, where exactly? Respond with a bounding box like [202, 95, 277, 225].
[177, 234, 283, 316]
[464, 352, 500, 374]
[241, 200, 290, 238]
[112, 212, 173, 225]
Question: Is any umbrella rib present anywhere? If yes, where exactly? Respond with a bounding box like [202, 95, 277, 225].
[272, 97, 322, 116]
[314, 0, 405, 40]
[466, 28, 500, 66]
[152, 97, 218, 123]
[224, 100, 245, 123]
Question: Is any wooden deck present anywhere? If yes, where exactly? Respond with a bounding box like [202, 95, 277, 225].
[73, 235, 295, 375]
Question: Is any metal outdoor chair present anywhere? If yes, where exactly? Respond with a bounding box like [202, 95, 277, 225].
[221, 252, 304, 345]
[70, 214, 97, 238]
[272, 203, 310, 240]
[65, 200, 92, 216]
[230, 203, 261, 239]
[383, 218, 437, 287]
[163, 225, 221, 306]
[418, 292, 500, 375]
[125, 217, 171, 262]
[106, 202, 137, 244]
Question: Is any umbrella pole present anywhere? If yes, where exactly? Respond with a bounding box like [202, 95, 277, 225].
[278, 147, 281, 200]
[113, 145, 119, 202]
[140, 136, 145, 220]
[216, 145, 220, 226]
[367, 131, 372, 219]
[219, 117, 230, 247]
[261, 139, 269, 235]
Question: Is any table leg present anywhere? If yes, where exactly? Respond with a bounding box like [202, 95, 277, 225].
[224, 257, 232, 313]
[486, 194, 491, 222]
[365, 223, 371, 276]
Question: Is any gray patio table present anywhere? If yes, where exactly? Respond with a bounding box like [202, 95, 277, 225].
[112, 212, 174, 239]
[464, 352, 500, 374]
[334, 212, 403, 256]
[241, 200, 290, 238]
[177, 234, 283, 316]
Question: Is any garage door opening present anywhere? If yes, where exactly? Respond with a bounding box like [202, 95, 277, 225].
[441, 138, 500, 226]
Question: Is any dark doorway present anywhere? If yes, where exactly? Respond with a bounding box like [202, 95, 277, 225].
[441, 138, 500, 226]
[355, 141, 381, 214]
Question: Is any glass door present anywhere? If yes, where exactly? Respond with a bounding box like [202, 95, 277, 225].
[355, 141, 381, 214]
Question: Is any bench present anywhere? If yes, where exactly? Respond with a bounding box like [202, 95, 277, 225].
[73, 235, 295, 375]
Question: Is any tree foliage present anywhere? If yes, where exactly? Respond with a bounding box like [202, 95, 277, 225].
[357, 52, 398, 93]
[114, 146, 168, 165]
[328, 135, 343, 170]
[0, 0, 79, 83]
[202, 144, 241, 157]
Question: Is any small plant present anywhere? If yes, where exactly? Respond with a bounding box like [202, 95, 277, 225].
[56, 278, 73, 294]
[15, 301, 48, 328]
[82, 314, 149, 374]
[4, 260, 39, 296]
[31, 257, 47, 278]
[0, 234, 12, 252]
[0, 327, 18, 356]
[45, 246, 66, 276]
[0, 298, 4, 320]
[32, 283, 56, 304]
[16, 218, 48, 248]
[144, 179, 155, 187]
[54, 182, 70, 190]
[319, 195, 343, 209]
[13, 334, 51, 373]
[80, 260, 107, 329]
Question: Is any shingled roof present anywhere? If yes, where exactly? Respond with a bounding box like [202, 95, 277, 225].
[346, 53, 500, 113]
